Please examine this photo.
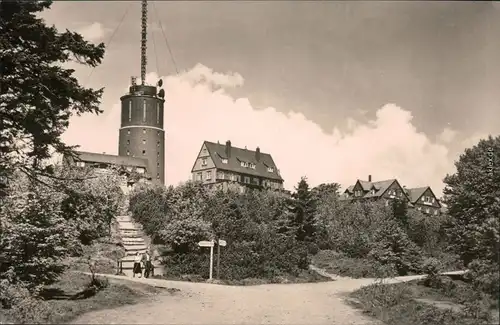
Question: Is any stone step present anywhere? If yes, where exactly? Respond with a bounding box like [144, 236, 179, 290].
[120, 234, 143, 241]
[123, 242, 145, 247]
[122, 237, 146, 245]
[118, 222, 142, 230]
[121, 236, 144, 241]
[123, 243, 147, 250]
[120, 229, 142, 236]
[116, 215, 132, 222]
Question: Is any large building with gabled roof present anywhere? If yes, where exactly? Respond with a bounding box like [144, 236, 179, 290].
[191, 140, 284, 191]
[341, 175, 442, 216]
[63, 150, 152, 188]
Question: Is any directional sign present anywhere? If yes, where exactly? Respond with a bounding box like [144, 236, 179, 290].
[218, 239, 227, 247]
[198, 240, 214, 247]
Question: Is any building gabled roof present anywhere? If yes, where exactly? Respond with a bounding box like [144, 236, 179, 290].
[406, 186, 442, 208]
[348, 178, 411, 201]
[406, 187, 428, 203]
[73, 151, 149, 169]
[203, 141, 283, 181]
[344, 185, 354, 193]
[357, 180, 373, 191]
[362, 179, 397, 198]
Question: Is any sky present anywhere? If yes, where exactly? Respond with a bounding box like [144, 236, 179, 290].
[40, 1, 500, 196]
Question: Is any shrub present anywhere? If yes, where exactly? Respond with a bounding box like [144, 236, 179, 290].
[421, 257, 442, 288]
[368, 221, 423, 276]
[0, 281, 54, 324]
[466, 259, 500, 299]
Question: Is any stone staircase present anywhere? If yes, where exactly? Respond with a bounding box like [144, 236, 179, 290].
[115, 214, 163, 276]
[115, 184, 163, 276]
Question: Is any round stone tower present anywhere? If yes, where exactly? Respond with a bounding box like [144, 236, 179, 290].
[118, 81, 165, 184]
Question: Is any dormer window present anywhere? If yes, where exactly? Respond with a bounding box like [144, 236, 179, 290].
[241, 161, 247, 167]
[249, 163, 256, 169]
[222, 158, 228, 164]
[267, 167, 274, 173]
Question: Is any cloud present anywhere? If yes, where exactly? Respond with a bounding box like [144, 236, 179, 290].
[62, 64, 474, 196]
[437, 127, 457, 143]
[76, 22, 107, 42]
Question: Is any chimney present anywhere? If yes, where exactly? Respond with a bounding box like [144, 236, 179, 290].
[255, 147, 261, 162]
[225, 140, 231, 158]
[368, 175, 372, 182]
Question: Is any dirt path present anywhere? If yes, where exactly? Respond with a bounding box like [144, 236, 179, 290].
[72, 270, 466, 324]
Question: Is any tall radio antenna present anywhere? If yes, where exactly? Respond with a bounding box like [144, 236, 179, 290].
[140, 0, 148, 85]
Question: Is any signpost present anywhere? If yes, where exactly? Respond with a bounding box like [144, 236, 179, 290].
[198, 240, 215, 280]
[198, 239, 226, 280]
[216, 239, 226, 279]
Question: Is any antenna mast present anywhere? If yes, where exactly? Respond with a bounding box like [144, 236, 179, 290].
[140, 0, 148, 85]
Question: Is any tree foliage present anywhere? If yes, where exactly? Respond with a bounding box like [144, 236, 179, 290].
[0, 0, 105, 189]
[443, 135, 500, 266]
[288, 177, 317, 242]
[0, 167, 124, 291]
[129, 181, 310, 280]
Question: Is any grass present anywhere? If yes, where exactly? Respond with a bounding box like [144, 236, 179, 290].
[0, 271, 176, 324]
[312, 249, 464, 279]
[154, 269, 332, 286]
[312, 250, 395, 278]
[348, 275, 499, 325]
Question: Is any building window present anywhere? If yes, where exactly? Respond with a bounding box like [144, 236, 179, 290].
[126, 140, 130, 145]
[267, 167, 274, 173]
[205, 171, 212, 180]
[156, 102, 160, 124]
[196, 172, 202, 181]
[157, 152, 160, 156]
[425, 208, 430, 214]
[126, 151, 130, 156]
[253, 178, 259, 185]
[157, 162, 160, 167]
[142, 150, 146, 155]
[157, 173, 160, 179]
[244, 176, 250, 184]
[217, 171, 224, 179]
[157, 131, 160, 136]
[143, 128, 146, 134]
[143, 100, 146, 122]
[222, 158, 228, 164]
[157, 141, 160, 147]
[76, 161, 85, 167]
[127, 130, 131, 135]
[201, 158, 207, 166]
[142, 139, 146, 145]
[136, 168, 145, 174]
[128, 101, 132, 121]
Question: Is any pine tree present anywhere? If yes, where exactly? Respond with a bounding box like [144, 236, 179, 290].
[288, 177, 317, 242]
[0, 0, 105, 190]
